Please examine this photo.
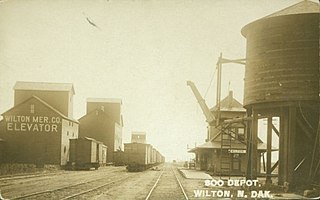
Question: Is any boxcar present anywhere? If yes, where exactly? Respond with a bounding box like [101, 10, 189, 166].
[68, 137, 107, 170]
[98, 142, 107, 166]
[151, 148, 157, 164]
[113, 150, 127, 166]
[124, 143, 165, 171]
[124, 143, 153, 171]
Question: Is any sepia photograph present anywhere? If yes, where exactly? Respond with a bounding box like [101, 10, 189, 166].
[0, 0, 319, 199]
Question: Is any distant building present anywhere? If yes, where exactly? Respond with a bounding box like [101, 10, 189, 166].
[0, 81, 79, 166]
[86, 98, 122, 125]
[79, 98, 123, 162]
[131, 132, 146, 144]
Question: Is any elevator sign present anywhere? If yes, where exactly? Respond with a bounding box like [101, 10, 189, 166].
[4, 115, 60, 132]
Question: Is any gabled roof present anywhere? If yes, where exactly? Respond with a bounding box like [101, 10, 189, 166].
[264, 0, 319, 18]
[78, 108, 117, 124]
[2, 95, 79, 123]
[210, 91, 246, 113]
[14, 81, 75, 94]
[87, 98, 122, 104]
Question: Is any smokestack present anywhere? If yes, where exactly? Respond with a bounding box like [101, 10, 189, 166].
[228, 91, 233, 108]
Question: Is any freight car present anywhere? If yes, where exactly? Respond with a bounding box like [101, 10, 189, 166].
[124, 143, 165, 172]
[155, 150, 165, 164]
[124, 143, 152, 171]
[113, 150, 127, 166]
[67, 137, 107, 170]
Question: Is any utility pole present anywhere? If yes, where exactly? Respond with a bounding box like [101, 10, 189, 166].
[215, 53, 245, 126]
[216, 53, 222, 126]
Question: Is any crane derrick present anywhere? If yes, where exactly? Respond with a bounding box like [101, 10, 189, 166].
[187, 81, 215, 124]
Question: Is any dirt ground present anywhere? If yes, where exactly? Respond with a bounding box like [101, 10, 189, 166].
[0, 164, 316, 200]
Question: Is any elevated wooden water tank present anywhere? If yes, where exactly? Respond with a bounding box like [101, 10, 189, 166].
[241, 0, 319, 107]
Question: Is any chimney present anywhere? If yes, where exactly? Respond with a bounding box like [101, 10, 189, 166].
[228, 91, 233, 108]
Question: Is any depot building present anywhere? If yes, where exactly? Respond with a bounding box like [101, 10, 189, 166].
[0, 82, 79, 166]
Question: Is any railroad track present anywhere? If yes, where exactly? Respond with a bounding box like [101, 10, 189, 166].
[145, 164, 189, 200]
[0, 166, 124, 182]
[0, 171, 66, 182]
[10, 172, 137, 200]
[0, 167, 124, 189]
[0, 171, 66, 187]
[1, 167, 125, 199]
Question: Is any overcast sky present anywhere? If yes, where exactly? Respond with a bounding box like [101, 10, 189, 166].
[0, 0, 312, 161]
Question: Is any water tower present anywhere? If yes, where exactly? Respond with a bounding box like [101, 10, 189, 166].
[241, 0, 319, 187]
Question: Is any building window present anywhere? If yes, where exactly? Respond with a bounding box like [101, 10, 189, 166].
[67, 131, 69, 136]
[238, 128, 245, 141]
[72, 132, 74, 137]
[30, 104, 35, 114]
[64, 146, 67, 153]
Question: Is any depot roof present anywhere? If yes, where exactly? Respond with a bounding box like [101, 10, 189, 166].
[188, 141, 278, 153]
[210, 91, 246, 113]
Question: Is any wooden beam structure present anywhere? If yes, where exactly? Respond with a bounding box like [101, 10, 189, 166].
[287, 106, 296, 186]
[272, 124, 279, 137]
[246, 109, 253, 180]
[271, 160, 279, 173]
[247, 109, 258, 180]
[266, 117, 272, 184]
[215, 53, 222, 127]
[278, 107, 288, 185]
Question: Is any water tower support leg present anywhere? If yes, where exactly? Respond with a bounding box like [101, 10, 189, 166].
[266, 117, 272, 184]
[278, 106, 296, 188]
[246, 109, 260, 180]
[279, 107, 288, 185]
[287, 106, 296, 186]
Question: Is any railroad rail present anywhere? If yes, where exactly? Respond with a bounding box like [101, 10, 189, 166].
[60, 175, 137, 200]
[10, 172, 137, 200]
[0, 167, 123, 189]
[2, 167, 125, 199]
[0, 171, 66, 182]
[145, 164, 189, 200]
[12, 176, 106, 199]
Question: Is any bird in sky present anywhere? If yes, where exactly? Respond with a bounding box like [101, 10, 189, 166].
[83, 12, 101, 30]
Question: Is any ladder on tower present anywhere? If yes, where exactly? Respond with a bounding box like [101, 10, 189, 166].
[220, 124, 232, 179]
